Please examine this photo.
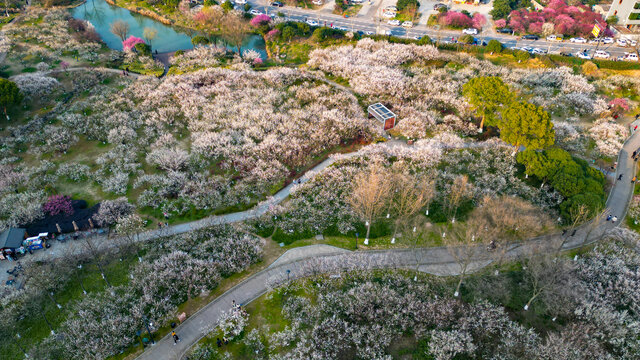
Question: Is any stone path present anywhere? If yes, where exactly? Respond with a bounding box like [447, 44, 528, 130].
[134, 127, 640, 360]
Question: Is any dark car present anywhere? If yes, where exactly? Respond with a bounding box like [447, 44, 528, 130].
[271, 1, 283, 6]
[496, 28, 512, 34]
[521, 34, 539, 40]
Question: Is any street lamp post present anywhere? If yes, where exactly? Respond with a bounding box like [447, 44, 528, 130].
[142, 315, 155, 345]
[286, 269, 290, 281]
[355, 232, 359, 249]
[16, 334, 29, 358]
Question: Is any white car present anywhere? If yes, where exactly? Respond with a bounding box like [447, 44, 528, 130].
[570, 37, 587, 43]
[364, 30, 374, 35]
[384, 6, 397, 11]
[617, 38, 628, 46]
[382, 11, 396, 18]
[402, 21, 413, 28]
[629, 39, 638, 47]
[624, 52, 639, 61]
[593, 50, 610, 59]
[234, 0, 246, 3]
[249, 9, 262, 15]
[335, 26, 348, 31]
[576, 51, 592, 59]
[546, 35, 562, 42]
[312, 0, 323, 4]
[388, 19, 401, 26]
[602, 37, 614, 44]
[412, 35, 421, 40]
[521, 46, 533, 53]
[462, 28, 478, 35]
[532, 48, 547, 55]
[305, 19, 318, 26]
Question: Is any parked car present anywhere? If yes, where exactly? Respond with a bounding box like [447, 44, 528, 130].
[382, 11, 396, 18]
[388, 19, 401, 26]
[617, 38, 627, 46]
[335, 26, 348, 31]
[433, 3, 447, 10]
[385, 6, 397, 11]
[624, 52, 639, 61]
[271, 1, 283, 6]
[576, 51, 592, 60]
[462, 28, 478, 35]
[496, 28, 512, 34]
[249, 9, 263, 15]
[365, 30, 374, 35]
[521, 34, 539, 40]
[593, 50, 610, 59]
[521, 46, 533, 53]
[570, 37, 587, 43]
[627, 39, 638, 47]
[312, 0, 323, 4]
[234, 0, 246, 3]
[546, 35, 562, 42]
[602, 37, 614, 44]
[412, 35, 422, 40]
[402, 21, 413, 28]
[532, 48, 547, 55]
[306, 19, 318, 26]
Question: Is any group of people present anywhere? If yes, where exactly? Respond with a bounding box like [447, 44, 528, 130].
[606, 214, 618, 223]
[121, 67, 131, 76]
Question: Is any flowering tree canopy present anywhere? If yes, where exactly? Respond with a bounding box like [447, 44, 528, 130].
[42, 195, 74, 216]
[122, 35, 145, 51]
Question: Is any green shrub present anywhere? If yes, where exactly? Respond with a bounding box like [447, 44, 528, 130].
[221, 0, 233, 10]
[458, 34, 474, 44]
[191, 35, 210, 46]
[514, 49, 530, 61]
[397, 0, 419, 11]
[417, 35, 432, 45]
[134, 43, 152, 56]
[204, 0, 216, 5]
[174, 50, 185, 56]
[312, 27, 343, 42]
[486, 39, 503, 53]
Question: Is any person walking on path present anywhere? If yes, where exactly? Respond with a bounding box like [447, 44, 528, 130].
[606, 214, 612, 222]
[618, 174, 624, 181]
[172, 331, 180, 345]
[612, 216, 618, 224]
[217, 338, 222, 347]
[632, 176, 636, 183]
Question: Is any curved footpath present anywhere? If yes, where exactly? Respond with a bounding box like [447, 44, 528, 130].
[135, 129, 640, 360]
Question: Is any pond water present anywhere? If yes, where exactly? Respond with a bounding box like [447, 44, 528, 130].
[70, 0, 267, 57]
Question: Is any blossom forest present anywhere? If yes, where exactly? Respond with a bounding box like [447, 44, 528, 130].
[0, 2, 639, 360]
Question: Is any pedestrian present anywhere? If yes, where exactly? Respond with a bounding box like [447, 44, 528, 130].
[612, 216, 618, 223]
[562, 229, 567, 235]
[158, 222, 162, 228]
[165, 222, 168, 227]
[232, 299, 236, 309]
[635, 125, 638, 131]
[223, 336, 229, 345]
[606, 214, 612, 221]
[636, 113, 639, 120]
[633, 176, 637, 183]
[172, 331, 180, 345]
[618, 174, 624, 181]
[634, 151, 637, 158]
[217, 338, 222, 347]
[571, 229, 576, 236]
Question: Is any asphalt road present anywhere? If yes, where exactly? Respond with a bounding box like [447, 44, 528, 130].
[250, 1, 637, 59]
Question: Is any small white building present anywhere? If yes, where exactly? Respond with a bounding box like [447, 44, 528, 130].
[367, 103, 397, 130]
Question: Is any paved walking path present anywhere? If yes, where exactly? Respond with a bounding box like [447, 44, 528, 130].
[134, 126, 640, 360]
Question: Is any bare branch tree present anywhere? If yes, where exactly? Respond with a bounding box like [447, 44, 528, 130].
[221, 13, 249, 56]
[443, 216, 493, 297]
[348, 162, 393, 244]
[445, 175, 473, 222]
[521, 246, 575, 313]
[389, 166, 435, 242]
[110, 20, 130, 42]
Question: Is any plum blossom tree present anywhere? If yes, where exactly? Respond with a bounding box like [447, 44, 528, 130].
[122, 35, 145, 51]
[42, 194, 73, 216]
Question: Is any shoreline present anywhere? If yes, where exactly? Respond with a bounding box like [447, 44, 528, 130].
[104, 0, 174, 25]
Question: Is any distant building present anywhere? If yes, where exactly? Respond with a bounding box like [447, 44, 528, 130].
[606, 0, 640, 31]
[368, 103, 397, 130]
[0, 228, 26, 260]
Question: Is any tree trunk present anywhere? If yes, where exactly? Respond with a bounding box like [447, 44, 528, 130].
[479, 114, 485, 130]
[365, 220, 371, 240]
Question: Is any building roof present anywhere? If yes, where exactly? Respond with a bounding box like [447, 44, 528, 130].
[0, 228, 25, 249]
[368, 103, 396, 122]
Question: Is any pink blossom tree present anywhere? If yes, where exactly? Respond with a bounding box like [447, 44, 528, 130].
[439, 11, 473, 29]
[250, 14, 271, 27]
[494, 19, 507, 28]
[472, 13, 486, 29]
[42, 195, 74, 216]
[122, 35, 145, 52]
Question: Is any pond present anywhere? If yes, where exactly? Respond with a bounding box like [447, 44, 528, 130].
[70, 0, 267, 57]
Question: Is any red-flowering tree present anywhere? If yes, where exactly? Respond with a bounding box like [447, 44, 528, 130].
[42, 195, 74, 216]
[439, 11, 473, 29]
